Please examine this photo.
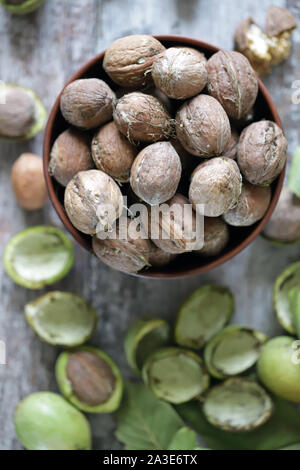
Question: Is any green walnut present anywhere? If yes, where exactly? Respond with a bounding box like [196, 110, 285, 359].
[175, 285, 234, 349]
[14, 392, 91, 450]
[273, 262, 300, 334]
[257, 336, 300, 403]
[25, 291, 98, 347]
[124, 317, 171, 374]
[56, 346, 123, 413]
[142, 347, 210, 404]
[203, 378, 273, 432]
[204, 325, 268, 379]
[3, 226, 74, 289]
[289, 287, 300, 339]
[0, 84, 46, 140]
[0, 0, 46, 14]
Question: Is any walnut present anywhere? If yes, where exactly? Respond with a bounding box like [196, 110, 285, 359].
[148, 243, 177, 267]
[224, 182, 271, 227]
[92, 121, 138, 183]
[237, 121, 287, 186]
[113, 92, 173, 143]
[176, 94, 231, 158]
[152, 47, 207, 99]
[207, 50, 258, 120]
[196, 217, 229, 257]
[189, 157, 242, 217]
[130, 141, 181, 205]
[222, 130, 239, 160]
[0, 86, 35, 138]
[266, 6, 297, 36]
[60, 79, 115, 129]
[49, 128, 94, 187]
[103, 35, 165, 88]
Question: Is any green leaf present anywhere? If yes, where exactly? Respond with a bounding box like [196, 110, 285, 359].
[176, 396, 300, 450]
[280, 443, 300, 450]
[288, 147, 300, 197]
[288, 288, 300, 339]
[167, 427, 198, 450]
[115, 382, 183, 450]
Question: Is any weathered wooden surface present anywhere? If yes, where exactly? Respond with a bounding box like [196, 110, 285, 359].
[0, 0, 299, 450]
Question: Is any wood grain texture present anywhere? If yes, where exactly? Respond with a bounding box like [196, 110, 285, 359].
[0, 0, 299, 450]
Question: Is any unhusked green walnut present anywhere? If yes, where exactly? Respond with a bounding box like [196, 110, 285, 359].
[60, 79, 115, 130]
[56, 346, 123, 413]
[207, 50, 258, 120]
[189, 158, 242, 217]
[263, 187, 300, 244]
[204, 325, 268, 379]
[49, 128, 93, 187]
[142, 347, 210, 404]
[92, 121, 138, 183]
[64, 170, 123, 235]
[113, 92, 173, 143]
[196, 217, 229, 257]
[237, 121, 287, 186]
[146, 193, 203, 254]
[175, 285, 234, 350]
[103, 34, 165, 88]
[0, 84, 46, 140]
[257, 336, 300, 403]
[152, 47, 207, 99]
[11, 153, 48, 210]
[125, 317, 171, 374]
[222, 130, 239, 160]
[273, 262, 300, 334]
[224, 182, 271, 227]
[14, 392, 91, 450]
[175, 94, 231, 158]
[130, 142, 181, 205]
[148, 243, 177, 267]
[92, 217, 151, 274]
[203, 378, 273, 432]
[0, 0, 45, 14]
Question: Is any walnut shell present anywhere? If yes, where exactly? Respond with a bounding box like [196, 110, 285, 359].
[92, 217, 151, 273]
[189, 157, 242, 217]
[113, 92, 173, 143]
[222, 130, 239, 160]
[224, 182, 271, 227]
[92, 121, 138, 183]
[176, 94, 231, 158]
[152, 47, 207, 99]
[148, 242, 177, 267]
[196, 217, 229, 257]
[146, 193, 203, 254]
[130, 141, 181, 205]
[207, 50, 258, 120]
[64, 169, 123, 235]
[49, 128, 94, 187]
[237, 121, 287, 186]
[11, 153, 48, 211]
[60, 79, 115, 129]
[0, 87, 35, 137]
[266, 6, 297, 36]
[263, 187, 300, 243]
[103, 34, 165, 88]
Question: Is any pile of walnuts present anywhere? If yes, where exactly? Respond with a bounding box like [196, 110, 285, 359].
[49, 34, 287, 274]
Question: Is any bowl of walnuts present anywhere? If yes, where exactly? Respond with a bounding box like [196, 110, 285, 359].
[43, 34, 286, 279]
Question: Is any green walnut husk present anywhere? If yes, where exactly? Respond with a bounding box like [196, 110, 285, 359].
[174, 285, 234, 349]
[3, 226, 74, 289]
[257, 336, 300, 403]
[203, 378, 274, 432]
[14, 392, 91, 450]
[56, 346, 123, 413]
[25, 291, 97, 347]
[124, 317, 171, 374]
[273, 262, 300, 334]
[142, 347, 210, 404]
[0, 84, 46, 140]
[204, 325, 268, 379]
[288, 147, 300, 198]
[0, 0, 45, 14]
[289, 288, 300, 339]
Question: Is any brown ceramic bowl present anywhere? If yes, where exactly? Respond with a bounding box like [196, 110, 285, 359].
[43, 35, 285, 279]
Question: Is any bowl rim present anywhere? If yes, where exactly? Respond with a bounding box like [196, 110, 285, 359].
[43, 34, 285, 280]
